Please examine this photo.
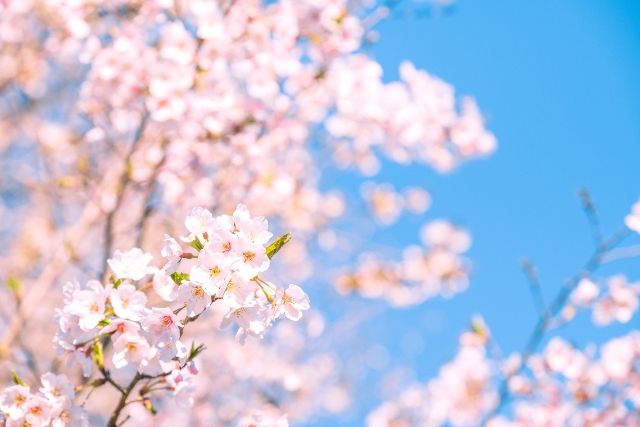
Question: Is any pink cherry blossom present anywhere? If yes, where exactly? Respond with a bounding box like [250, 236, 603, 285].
[112, 332, 153, 370]
[592, 275, 639, 325]
[625, 200, 640, 233]
[142, 307, 182, 343]
[176, 282, 212, 317]
[570, 278, 599, 306]
[109, 283, 148, 321]
[64, 280, 108, 331]
[275, 284, 311, 321]
[108, 248, 154, 281]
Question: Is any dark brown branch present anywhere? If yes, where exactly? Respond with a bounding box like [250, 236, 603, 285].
[106, 373, 141, 427]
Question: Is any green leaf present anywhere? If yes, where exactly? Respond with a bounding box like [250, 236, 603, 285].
[189, 237, 205, 251]
[6, 277, 20, 294]
[11, 371, 26, 386]
[97, 319, 111, 327]
[170, 272, 190, 285]
[144, 399, 157, 415]
[91, 342, 104, 370]
[90, 378, 107, 388]
[109, 275, 122, 289]
[265, 233, 291, 259]
[187, 342, 206, 362]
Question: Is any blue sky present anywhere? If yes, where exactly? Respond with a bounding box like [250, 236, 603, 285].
[310, 1, 640, 425]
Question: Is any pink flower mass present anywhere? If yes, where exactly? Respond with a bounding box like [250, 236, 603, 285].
[0, 0, 638, 426]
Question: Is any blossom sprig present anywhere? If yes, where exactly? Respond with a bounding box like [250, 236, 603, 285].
[337, 219, 471, 306]
[565, 275, 639, 326]
[2, 205, 308, 426]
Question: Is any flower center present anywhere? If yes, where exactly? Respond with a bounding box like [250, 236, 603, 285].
[14, 393, 26, 406]
[226, 280, 235, 292]
[209, 266, 220, 277]
[59, 410, 71, 422]
[161, 315, 173, 327]
[243, 251, 255, 262]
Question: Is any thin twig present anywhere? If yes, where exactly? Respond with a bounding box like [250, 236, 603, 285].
[521, 259, 546, 318]
[482, 227, 631, 424]
[99, 113, 148, 282]
[580, 188, 603, 249]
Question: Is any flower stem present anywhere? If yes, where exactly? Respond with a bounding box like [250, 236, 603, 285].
[106, 373, 141, 427]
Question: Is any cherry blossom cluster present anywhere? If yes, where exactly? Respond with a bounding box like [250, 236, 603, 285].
[59, 205, 306, 366]
[0, 1, 497, 356]
[337, 220, 471, 306]
[0, 373, 87, 427]
[1, 0, 496, 230]
[1, 205, 308, 426]
[361, 182, 431, 225]
[565, 275, 639, 326]
[119, 318, 348, 426]
[327, 59, 496, 174]
[367, 319, 496, 427]
[71, 0, 495, 222]
[491, 332, 640, 426]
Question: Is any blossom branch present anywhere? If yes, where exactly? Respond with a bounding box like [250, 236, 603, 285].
[483, 225, 633, 422]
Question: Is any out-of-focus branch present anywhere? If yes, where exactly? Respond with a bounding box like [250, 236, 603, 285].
[0, 126, 154, 354]
[0, 201, 103, 355]
[580, 188, 603, 249]
[601, 244, 640, 263]
[521, 259, 546, 318]
[99, 113, 148, 282]
[106, 373, 141, 427]
[483, 225, 633, 424]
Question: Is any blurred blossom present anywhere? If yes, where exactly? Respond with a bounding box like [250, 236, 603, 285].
[625, 200, 640, 233]
[337, 220, 471, 306]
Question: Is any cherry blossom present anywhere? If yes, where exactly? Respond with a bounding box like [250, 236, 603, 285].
[592, 275, 639, 325]
[275, 284, 311, 321]
[625, 200, 640, 233]
[110, 283, 149, 322]
[64, 280, 108, 332]
[338, 220, 472, 306]
[569, 278, 599, 306]
[176, 282, 212, 317]
[112, 332, 153, 370]
[108, 249, 155, 281]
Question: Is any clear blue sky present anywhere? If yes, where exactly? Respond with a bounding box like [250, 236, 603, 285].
[310, 1, 640, 425]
